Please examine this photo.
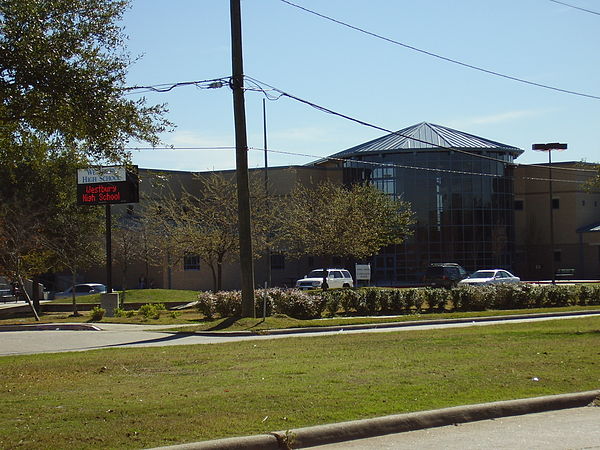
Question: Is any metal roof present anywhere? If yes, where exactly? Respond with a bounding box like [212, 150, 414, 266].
[330, 122, 523, 158]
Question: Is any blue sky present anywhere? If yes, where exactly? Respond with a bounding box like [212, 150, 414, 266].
[122, 0, 600, 172]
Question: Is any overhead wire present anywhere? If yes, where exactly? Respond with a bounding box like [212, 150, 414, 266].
[548, 0, 600, 16]
[243, 76, 597, 175]
[278, 0, 600, 101]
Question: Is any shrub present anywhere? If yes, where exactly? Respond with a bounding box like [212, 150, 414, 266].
[214, 291, 241, 318]
[90, 306, 105, 321]
[404, 288, 424, 313]
[114, 308, 126, 318]
[358, 288, 381, 315]
[451, 285, 488, 311]
[322, 290, 343, 317]
[338, 289, 361, 314]
[139, 303, 164, 320]
[271, 289, 326, 319]
[197, 291, 217, 319]
[422, 288, 450, 312]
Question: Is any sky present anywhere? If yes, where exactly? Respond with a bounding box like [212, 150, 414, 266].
[122, 0, 600, 172]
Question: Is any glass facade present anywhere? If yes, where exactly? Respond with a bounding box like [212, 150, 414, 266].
[343, 150, 517, 284]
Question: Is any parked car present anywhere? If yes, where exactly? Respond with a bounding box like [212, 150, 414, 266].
[296, 269, 354, 290]
[458, 269, 520, 286]
[423, 263, 468, 288]
[53, 283, 107, 299]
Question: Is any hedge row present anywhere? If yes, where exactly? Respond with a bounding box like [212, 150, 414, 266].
[197, 284, 600, 320]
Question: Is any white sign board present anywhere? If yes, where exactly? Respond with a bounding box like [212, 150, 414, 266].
[355, 263, 371, 281]
[77, 166, 127, 184]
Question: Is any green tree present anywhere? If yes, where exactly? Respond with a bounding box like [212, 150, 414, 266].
[146, 173, 271, 293]
[276, 181, 415, 263]
[0, 0, 170, 161]
[0, 0, 169, 318]
[43, 204, 104, 316]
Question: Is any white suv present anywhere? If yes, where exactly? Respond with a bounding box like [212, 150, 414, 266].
[296, 269, 354, 290]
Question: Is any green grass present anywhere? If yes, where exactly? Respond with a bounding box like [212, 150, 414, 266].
[0, 316, 599, 449]
[48, 288, 199, 304]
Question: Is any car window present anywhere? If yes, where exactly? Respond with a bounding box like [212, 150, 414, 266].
[75, 285, 91, 293]
[308, 270, 326, 278]
[332, 271, 343, 278]
[341, 270, 352, 278]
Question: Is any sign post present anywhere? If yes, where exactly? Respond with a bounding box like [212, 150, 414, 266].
[76, 166, 139, 295]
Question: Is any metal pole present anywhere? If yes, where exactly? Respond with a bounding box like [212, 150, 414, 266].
[263, 98, 271, 289]
[230, 0, 255, 317]
[549, 150, 555, 284]
[105, 204, 113, 293]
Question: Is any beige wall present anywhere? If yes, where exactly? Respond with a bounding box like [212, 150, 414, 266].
[514, 163, 600, 280]
[100, 165, 344, 292]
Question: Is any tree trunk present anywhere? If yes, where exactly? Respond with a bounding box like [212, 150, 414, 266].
[217, 258, 223, 292]
[209, 263, 217, 293]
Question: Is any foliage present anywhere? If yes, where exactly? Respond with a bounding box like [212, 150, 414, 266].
[275, 181, 415, 260]
[144, 173, 272, 292]
[0, 0, 168, 313]
[90, 306, 105, 321]
[0, 0, 170, 161]
[196, 288, 326, 320]
[138, 303, 165, 320]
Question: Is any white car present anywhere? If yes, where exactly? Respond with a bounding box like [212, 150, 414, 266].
[296, 269, 354, 290]
[458, 269, 520, 286]
[53, 283, 107, 299]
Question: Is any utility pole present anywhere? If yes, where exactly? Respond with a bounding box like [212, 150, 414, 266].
[230, 0, 255, 317]
[263, 99, 271, 289]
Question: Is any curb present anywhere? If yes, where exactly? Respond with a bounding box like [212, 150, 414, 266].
[0, 323, 102, 331]
[148, 390, 600, 449]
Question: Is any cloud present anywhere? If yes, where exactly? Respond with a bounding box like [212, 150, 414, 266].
[447, 109, 549, 128]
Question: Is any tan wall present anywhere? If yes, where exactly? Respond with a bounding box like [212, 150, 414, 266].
[84, 165, 344, 292]
[514, 163, 600, 280]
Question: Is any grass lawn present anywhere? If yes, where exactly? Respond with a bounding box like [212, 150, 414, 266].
[48, 288, 199, 304]
[0, 316, 599, 449]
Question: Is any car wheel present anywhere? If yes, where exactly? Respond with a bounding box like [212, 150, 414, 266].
[343, 283, 350, 288]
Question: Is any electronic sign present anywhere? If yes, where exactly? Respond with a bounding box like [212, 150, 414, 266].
[76, 166, 139, 205]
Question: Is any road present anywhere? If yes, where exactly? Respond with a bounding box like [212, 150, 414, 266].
[0, 313, 599, 356]
[310, 406, 600, 449]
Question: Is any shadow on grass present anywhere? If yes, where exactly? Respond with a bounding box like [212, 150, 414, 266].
[206, 317, 240, 331]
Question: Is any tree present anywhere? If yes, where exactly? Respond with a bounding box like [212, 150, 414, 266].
[145, 173, 271, 293]
[0, 0, 169, 318]
[276, 181, 415, 264]
[43, 204, 104, 316]
[0, 0, 170, 161]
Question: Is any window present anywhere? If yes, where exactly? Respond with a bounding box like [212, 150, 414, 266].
[554, 250, 561, 263]
[514, 200, 523, 210]
[552, 198, 560, 209]
[270, 254, 285, 270]
[183, 255, 200, 271]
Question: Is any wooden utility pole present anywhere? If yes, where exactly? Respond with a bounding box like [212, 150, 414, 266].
[230, 0, 255, 317]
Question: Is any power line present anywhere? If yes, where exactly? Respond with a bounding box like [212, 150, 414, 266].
[279, 0, 600, 101]
[548, 0, 600, 16]
[123, 74, 597, 176]
[124, 77, 229, 94]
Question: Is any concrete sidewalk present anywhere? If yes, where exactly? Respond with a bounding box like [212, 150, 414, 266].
[149, 390, 600, 450]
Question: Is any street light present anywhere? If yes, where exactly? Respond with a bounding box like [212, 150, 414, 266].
[532, 142, 568, 284]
